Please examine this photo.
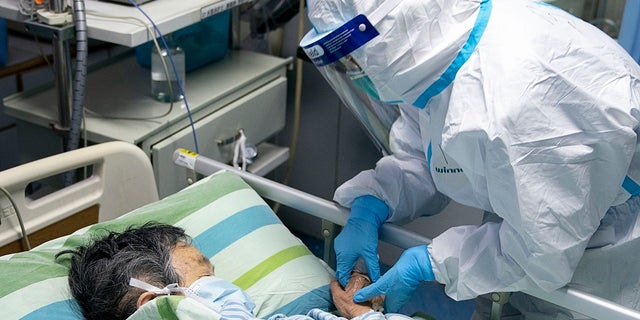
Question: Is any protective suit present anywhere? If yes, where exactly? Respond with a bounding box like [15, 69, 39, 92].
[301, 0, 640, 317]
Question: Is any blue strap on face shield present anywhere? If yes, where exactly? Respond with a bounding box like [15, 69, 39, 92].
[302, 15, 379, 67]
[426, 142, 432, 171]
[623, 176, 640, 197]
[413, 0, 493, 109]
[302, 0, 403, 67]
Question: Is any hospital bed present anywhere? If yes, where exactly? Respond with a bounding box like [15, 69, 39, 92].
[0, 141, 639, 320]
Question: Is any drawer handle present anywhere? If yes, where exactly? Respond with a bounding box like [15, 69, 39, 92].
[216, 130, 243, 146]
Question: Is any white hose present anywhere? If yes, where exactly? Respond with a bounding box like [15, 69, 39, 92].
[68, 0, 87, 153]
[232, 129, 249, 171]
[64, 0, 88, 185]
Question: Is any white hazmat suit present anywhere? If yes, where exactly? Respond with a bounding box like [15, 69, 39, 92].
[302, 0, 640, 317]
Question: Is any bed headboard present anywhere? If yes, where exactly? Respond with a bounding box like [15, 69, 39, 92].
[0, 141, 158, 254]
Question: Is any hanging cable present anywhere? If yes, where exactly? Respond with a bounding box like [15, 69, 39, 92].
[0, 186, 31, 251]
[128, 0, 200, 153]
[272, 0, 305, 213]
[232, 129, 249, 171]
[84, 11, 177, 120]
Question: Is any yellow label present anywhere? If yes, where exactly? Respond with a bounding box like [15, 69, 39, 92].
[179, 148, 199, 157]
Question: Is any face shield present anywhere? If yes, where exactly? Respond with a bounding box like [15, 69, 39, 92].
[300, 4, 402, 156]
[301, 0, 491, 155]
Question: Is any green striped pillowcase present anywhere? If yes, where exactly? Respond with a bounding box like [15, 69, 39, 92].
[0, 171, 334, 319]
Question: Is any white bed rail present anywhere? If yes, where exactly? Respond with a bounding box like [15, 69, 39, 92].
[0, 142, 159, 249]
[174, 148, 640, 320]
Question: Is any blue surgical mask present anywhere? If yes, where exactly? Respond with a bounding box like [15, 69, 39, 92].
[129, 276, 256, 314]
[182, 276, 256, 313]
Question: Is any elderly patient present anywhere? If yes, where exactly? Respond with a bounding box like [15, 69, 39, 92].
[56, 222, 385, 320]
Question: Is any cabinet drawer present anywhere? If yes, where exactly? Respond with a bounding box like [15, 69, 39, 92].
[152, 77, 287, 197]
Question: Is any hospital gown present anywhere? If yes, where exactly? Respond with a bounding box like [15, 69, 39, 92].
[220, 300, 392, 320]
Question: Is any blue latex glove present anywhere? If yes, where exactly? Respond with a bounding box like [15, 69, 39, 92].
[354, 245, 435, 313]
[334, 195, 390, 287]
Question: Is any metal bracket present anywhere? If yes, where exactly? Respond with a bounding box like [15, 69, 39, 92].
[321, 219, 340, 269]
[184, 168, 198, 186]
[216, 130, 243, 146]
[24, 19, 75, 41]
[490, 292, 510, 320]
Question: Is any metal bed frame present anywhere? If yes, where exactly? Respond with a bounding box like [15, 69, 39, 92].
[175, 149, 640, 320]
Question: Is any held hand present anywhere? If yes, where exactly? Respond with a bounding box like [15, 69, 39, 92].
[330, 278, 373, 319]
[334, 196, 390, 286]
[354, 245, 434, 313]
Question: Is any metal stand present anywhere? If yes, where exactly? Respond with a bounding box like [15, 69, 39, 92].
[23, 18, 74, 147]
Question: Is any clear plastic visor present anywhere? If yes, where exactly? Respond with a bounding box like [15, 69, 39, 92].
[300, 15, 399, 155]
[318, 56, 399, 155]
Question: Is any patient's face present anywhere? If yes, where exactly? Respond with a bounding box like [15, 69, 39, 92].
[171, 242, 215, 287]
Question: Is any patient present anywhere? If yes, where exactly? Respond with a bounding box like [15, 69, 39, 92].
[56, 222, 388, 320]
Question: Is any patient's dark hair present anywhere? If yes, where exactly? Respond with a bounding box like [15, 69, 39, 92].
[56, 222, 191, 320]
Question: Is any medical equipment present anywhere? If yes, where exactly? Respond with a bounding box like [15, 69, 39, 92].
[150, 43, 185, 102]
[3, 50, 291, 198]
[1, 0, 254, 178]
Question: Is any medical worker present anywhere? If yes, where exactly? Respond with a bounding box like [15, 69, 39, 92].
[300, 0, 640, 318]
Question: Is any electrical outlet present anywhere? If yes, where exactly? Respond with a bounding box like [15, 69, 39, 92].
[36, 9, 73, 25]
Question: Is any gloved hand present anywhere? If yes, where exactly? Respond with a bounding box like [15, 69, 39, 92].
[334, 195, 390, 287]
[354, 245, 435, 313]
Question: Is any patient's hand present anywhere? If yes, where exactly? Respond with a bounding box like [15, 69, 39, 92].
[330, 275, 375, 319]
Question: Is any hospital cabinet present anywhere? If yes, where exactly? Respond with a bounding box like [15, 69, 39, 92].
[3, 50, 292, 197]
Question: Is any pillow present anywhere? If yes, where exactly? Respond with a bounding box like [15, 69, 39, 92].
[0, 171, 334, 319]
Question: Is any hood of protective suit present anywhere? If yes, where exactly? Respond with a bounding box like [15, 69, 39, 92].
[305, 0, 486, 107]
